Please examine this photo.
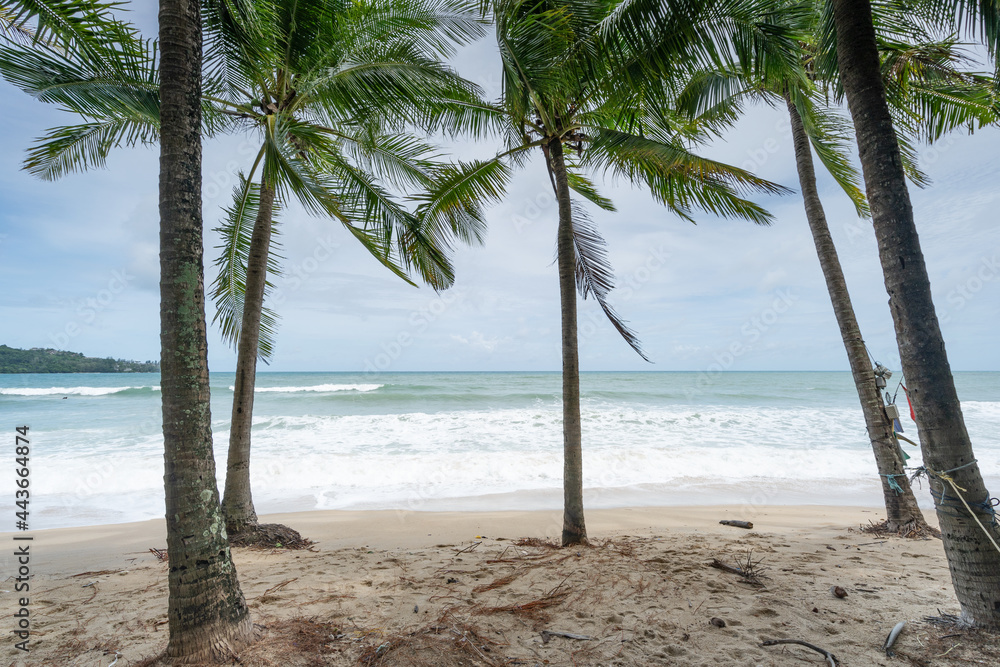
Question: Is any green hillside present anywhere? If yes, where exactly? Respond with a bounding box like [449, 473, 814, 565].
[0, 345, 159, 373]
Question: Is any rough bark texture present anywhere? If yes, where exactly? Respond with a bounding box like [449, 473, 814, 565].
[786, 98, 926, 532]
[159, 0, 255, 660]
[832, 0, 1000, 628]
[222, 179, 276, 535]
[548, 139, 587, 547]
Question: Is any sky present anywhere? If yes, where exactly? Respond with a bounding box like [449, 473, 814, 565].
[1, 5, 998, 373]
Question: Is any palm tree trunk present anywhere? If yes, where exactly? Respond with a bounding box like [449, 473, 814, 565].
[785, 97, 927, 532]
[832, 0, 1000, 627]
[547, 139, 587, 547]
[158, 0, 254, 660]
[222, 178, 276, 535]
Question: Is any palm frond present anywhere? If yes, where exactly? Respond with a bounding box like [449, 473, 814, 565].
[570, 201, 648, 361]
[411, 156, 513, 248]
[584, 127, 785, 223]
[566, 170, 616, 211]
[786, 88, 868, 216]
[22, 116, 156, 179]
[210, 172, 284, 361]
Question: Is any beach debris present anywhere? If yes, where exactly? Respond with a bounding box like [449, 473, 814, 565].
[761, 638, 839, 666]
[477, 581, 570, 622]
[540, 630, 592, 644]
[719, 520, 753, 529]
[106, 652, 121, 667]
[513, 537, 559, 549]
[454, 541, 482, 555]
[413, 605, 419, 613]
[709, 550, 768, 586]
[710, 617, 726, 628]
[830, 585, 848, 598]
[473, 571, 524, 593]
[261, 578, 297, 599]
[229, 523, 310, 550]
[149, 547, 167, 562]
[446, 577, 459, 584]
[883, 620, 906, 656]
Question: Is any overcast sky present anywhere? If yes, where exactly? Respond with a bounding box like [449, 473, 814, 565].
[1, 4, 998, 373]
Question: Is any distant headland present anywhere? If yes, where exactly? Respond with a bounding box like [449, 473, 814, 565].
[0, 345, 159, 373]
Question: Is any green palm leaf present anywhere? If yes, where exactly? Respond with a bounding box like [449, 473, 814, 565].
[210, 172, 284, 361]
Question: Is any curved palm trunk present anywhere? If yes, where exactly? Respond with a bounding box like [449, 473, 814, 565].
[222, 179, 276, 535]
[785, 98, 927, 532]
[832, 0, 1000, 627]
[547, 139, 587, 547]
[158, 0, 254, 660]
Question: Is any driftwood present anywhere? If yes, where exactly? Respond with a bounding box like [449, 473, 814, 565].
[710, 552, 767, 586]
[719, 520, 753, 529]
[761, 639, 838, 667]
[710, 559, 745, 576]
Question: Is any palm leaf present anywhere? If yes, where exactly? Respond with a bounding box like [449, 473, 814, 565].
[210, 172, 284, 361]
[570, 200, 648, 362]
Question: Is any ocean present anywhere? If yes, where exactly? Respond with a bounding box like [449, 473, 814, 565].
[1, 371, 998, 530]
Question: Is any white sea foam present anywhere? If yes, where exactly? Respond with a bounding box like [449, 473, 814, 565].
[226, 383, 383, 393]
[14, 373, 1000, 529]
[0, 385, 159, 396]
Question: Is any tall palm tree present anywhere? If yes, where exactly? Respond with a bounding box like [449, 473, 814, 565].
[435, 0, 792, 546]
[829, 0, 1000, 628]
[158, 0, 254, 659]
[0, 0, 490, 540]
[672, 8, 994, 532]
[783, 93, 928, 531]
[203, 0, 487, 538]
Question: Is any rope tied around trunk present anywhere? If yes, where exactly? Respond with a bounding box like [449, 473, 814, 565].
[910, 461, 1000, 556]
[881, 473, 906, 495]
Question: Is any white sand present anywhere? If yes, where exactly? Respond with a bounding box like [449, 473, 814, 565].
[3, 505, 990, 666]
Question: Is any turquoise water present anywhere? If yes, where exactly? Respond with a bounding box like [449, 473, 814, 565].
[1, 371, 998, 529]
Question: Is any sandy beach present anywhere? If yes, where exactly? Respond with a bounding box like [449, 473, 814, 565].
[3, 504, 997, 666]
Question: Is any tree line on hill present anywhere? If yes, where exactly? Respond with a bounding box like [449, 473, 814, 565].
[0, 344, 159, 373]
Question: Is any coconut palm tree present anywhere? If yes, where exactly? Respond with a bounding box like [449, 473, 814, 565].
[158, 0, 254, 659]
[828, 0, 1000, 628]
[674, 6, 997, 533]
[430, 0, 793, 546]
[204, 0, 487, 539]
[0, 0, 491, 541]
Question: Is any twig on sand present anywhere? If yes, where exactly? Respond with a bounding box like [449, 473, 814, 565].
[709, 550, 767, 586]
[262, 578, 298, 597]
[762, 639, 838, 666]
[709, 559, 744, 576]
[719, 520, 753, 529]
[454, 542, 482, 555]
[148, 548, 167, 562]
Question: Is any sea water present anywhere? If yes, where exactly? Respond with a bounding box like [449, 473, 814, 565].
[1, 371, 997, 529]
